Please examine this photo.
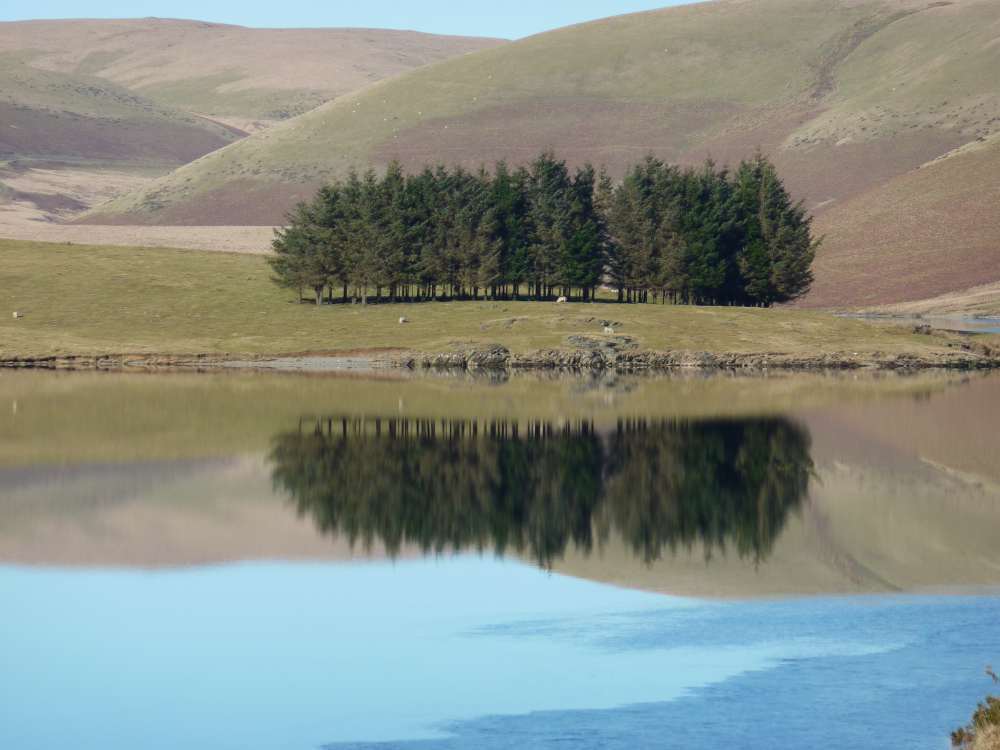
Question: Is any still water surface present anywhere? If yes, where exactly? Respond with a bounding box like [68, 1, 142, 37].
[1, 370, 999, 749]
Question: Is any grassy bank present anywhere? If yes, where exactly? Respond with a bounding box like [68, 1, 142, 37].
[1, 239, 990, 362]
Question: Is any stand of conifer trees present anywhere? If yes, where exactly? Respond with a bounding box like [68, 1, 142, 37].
[269, 152, 818, 307]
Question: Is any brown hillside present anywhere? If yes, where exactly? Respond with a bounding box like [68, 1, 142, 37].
[0, 102, 237, 165]
[806, 135, 1000, 308]
[0, 50, 240, 165]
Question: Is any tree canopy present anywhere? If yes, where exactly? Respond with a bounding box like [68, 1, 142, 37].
[270, 152, 818, 307]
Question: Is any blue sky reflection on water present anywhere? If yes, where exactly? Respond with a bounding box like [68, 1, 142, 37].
[4, 557, 995, 750]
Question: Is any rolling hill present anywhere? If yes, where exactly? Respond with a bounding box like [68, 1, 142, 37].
[0, 53, 240, 165]
[0, 18, 504, 243]
[0, 19, 505, 130]
[86, 0, 1000, 309]
[0, 19, 501, 166]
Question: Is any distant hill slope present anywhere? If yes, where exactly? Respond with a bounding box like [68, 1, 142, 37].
[0, 19, 505, 126]
[87, 0, 1000, 308]
[0, 19, 503, 238]
[0, 53, 240, 164]
[0, 19, 504, 164]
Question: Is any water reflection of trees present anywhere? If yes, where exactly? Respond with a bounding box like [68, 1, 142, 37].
[270, 416, 813, 567]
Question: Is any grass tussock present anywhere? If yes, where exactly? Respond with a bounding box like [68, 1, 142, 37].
[953, 669, 1000, 750]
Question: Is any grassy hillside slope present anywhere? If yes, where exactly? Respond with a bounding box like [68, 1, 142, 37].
[88, 0, 1000, 309]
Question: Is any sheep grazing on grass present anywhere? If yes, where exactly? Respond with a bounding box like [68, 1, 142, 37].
[603, 326, 615, 335]
[399, 316, 409, 324]
[556, 296, 568, 304]
[12, 311, 22, 320]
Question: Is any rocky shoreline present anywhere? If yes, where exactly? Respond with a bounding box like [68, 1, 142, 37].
[398, 343, 1000, 372]
[4, 339, 999, 374]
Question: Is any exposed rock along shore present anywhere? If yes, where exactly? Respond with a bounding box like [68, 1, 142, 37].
[3, 342, 999, 373]
[397, 344, 1000, 372]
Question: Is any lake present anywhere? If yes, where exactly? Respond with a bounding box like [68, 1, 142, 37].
[847, 314, 1000, 336]
[2, 368, 999, 749]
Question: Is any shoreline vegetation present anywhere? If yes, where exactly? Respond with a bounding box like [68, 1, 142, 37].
[953, 669, 1000, 750]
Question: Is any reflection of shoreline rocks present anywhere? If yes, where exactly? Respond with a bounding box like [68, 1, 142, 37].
[270, 415, 814, 567]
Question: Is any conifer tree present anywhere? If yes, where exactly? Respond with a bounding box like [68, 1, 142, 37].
[270, 199, 332, 305]
[735, 153, 818, 305]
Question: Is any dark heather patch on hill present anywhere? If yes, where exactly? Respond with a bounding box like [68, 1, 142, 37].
[77, 178, 325, 226]
[372, 98, 744, 179]
[6, 188, 87, 214]
[0, 102, 236, 164]
[770, 130, 964, 214]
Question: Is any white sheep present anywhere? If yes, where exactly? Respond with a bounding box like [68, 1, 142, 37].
[12, 311, 21, 320]
[603, 326, 615, 335]
[556, 296, 568, 304]
[399, 316, 409, 324]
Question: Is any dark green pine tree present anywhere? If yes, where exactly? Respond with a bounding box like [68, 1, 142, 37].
[379, 161, 408, 302]
[269, 198, 333, 306]
[527, 152, 574, 299]
[604, 175, 649, 302]
[491, 162, 532, 298]
[734, 153, 819, 305]
[555, 165, 605, 300]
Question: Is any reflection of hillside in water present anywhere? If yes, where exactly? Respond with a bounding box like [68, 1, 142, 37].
[270, 416, 814, 567]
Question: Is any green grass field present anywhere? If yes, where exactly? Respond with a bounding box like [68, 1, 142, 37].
[0, 238, 977, 361]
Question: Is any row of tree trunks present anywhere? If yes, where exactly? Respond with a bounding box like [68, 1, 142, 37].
[301, 284, 774, 306]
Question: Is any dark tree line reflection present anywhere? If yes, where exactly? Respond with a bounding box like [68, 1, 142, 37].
[270, 416, 813, 566]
